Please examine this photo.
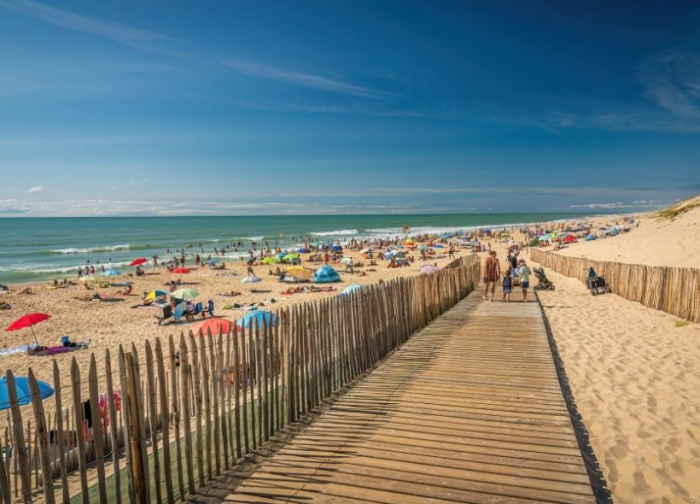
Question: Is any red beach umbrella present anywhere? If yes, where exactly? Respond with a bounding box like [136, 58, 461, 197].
[173, 267, 190, 274]
[130, 258, 148, 266]
[5, 313, 51, 345]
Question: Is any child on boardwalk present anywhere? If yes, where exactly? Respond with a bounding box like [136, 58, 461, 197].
[502, 270, 512, 302]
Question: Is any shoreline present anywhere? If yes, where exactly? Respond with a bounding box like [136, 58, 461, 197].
[0, 210, 638, 287]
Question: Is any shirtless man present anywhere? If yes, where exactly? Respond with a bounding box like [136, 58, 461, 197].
[482, 251, 500, 302]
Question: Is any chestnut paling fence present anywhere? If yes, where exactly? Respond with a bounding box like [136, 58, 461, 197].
[531, 249, 700, 323]
[0, 254, 480, 503]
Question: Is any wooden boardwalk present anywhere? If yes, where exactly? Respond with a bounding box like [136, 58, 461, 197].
[222, 288, 595, 503]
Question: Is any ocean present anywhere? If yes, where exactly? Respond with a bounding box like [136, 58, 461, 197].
[0, 213, 591, 284]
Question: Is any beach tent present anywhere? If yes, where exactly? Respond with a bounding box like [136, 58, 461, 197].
[236, 311, 278, 330]
[331, 245, 343, 252]
[297, 248, 310, 253]
[340, 284, 363, 296]
[172, 288, 199, 300]
[241, 276, 261, 284]
[207, 258, 219, 265]
[172, 267, 190, 274]
[262, 257, 277, 265]
[0, 376, 54, 411]
[419, 265, 441, 275]
[101, 269, 122, 276]
[283, 253, 300, 262]
[276, 252, 287, 259]
[432, 244, 444, 249]
[586, 234, 596, 241]
[192, 318, 233, 336]
[563, 235, 576, 244]
[314, 265, 340, 283]
[340, 256, 353, 265]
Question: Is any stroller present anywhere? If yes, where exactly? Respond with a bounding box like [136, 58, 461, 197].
[533, 267, 555, 291]
[586, 267, 610, 295]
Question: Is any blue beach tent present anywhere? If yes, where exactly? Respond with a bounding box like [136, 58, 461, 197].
[586, 234, 596, 241]
[314, 265, 340, 283]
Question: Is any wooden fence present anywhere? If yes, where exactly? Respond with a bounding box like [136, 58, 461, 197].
[0, 254, 481, 503]
[530, 249, 700, 323]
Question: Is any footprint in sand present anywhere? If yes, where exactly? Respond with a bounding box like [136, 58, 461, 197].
[633, 471, 652, 493]
[605, 458, 619, 484]
[665, 437, 681, 454]
[610, 442, 629, 459]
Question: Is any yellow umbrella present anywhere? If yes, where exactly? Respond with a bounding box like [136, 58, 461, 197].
[145, 290, 168, 301]
[285, 266, 313, 280]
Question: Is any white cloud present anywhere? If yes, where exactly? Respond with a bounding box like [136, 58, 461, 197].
[27, 185, 43, 193]
[0, 0, 183, 55]
[222, 59, 386, 100]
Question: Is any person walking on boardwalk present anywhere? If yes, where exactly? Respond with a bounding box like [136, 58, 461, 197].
[518, 259, 532, 301]
[482, 251, 500, 302]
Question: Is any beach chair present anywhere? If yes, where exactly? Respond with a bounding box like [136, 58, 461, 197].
[586, 267, 610, 295]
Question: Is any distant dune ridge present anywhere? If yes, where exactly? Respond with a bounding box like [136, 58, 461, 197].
[556, 194, 700, 268]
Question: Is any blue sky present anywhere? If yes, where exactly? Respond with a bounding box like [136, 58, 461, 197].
[0, 0, 699, 216]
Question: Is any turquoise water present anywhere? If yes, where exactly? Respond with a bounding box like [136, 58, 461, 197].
[0, 213, 590, 284]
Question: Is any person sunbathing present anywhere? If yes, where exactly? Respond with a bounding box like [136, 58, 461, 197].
[281, 286, 303, 295]
[219, 291, 241, 297]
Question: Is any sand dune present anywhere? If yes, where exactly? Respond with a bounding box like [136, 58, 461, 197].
[557, 197, 700, 268]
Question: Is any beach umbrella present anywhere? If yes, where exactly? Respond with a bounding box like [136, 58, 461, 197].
[236, 311, 277, 330]
[130, 258, 148, 266]
[172, 267, 190, 274]
[419, 265, 441, 275]
[5, 313, 51, 346]
[340, 284, 363, 296]
[145, 290, 167, 301]
[241, 276, 261, 284]
[286, 266, 312, 279]
[192, 318, 233, 336]
[101, 269, 122, 276]
[172, 288, 199, 300]
[404, 238, 414, 244]
[0, 376, 54, 411]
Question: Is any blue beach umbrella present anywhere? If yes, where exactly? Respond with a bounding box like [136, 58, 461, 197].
[0, 376, 54, 411]
[236, 311, 278, 329]
[340, 284, 364, 296]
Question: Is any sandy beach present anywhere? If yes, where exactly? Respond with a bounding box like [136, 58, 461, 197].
[1, 203, 699, 503]
[0, 247, 459, 388]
